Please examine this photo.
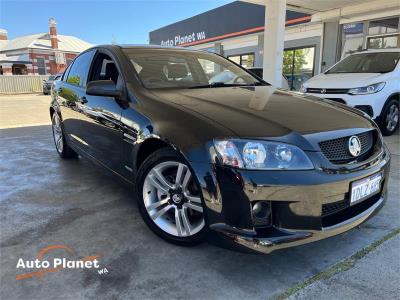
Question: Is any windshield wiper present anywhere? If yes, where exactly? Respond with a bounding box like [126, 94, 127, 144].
[189, 82, 263, 89]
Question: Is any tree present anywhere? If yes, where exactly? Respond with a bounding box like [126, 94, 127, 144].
[283, 49, 308, 75]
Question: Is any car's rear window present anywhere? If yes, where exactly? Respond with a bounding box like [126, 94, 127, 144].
[327, 52, 400, 74]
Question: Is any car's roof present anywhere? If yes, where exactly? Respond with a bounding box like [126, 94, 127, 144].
[120, 44, 204, 52]
[91, 44, 211, 54]
[352, 48, 400, 54]
[119, 44, 186, 50]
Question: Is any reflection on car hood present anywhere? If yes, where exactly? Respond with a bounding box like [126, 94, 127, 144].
[305, 72, 389, 88]
[149, 86, 373, 138]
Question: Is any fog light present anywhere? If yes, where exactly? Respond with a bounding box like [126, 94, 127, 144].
[252, 201, 271, 227]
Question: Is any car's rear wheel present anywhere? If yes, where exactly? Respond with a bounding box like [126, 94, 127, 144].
[379, 98, 399, 136]
[51, 113, 78, 159]
[136, 148, 206, 246]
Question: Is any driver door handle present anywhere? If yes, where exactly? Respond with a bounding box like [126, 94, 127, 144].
[79, 96, 88, 104]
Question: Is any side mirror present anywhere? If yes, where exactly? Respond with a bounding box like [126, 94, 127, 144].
[86, 80, 121, 98]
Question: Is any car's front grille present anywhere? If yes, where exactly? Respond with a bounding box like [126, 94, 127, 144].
[307, 88, 349, 94]
[319, 130, 375, 164]
[322, 199, 349, 217]
[322, 192, 382, 228]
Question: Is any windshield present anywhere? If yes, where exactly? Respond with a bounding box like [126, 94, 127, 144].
[327, 52, 400, 74]
[123, 49, 263, 89]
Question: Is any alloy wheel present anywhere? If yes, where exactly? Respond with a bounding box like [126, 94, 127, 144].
[142, 161, 205, 237]
[386, 104, 399, 132]
[52, 113, 64, 153]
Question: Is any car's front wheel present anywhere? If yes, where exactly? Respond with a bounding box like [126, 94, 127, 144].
[136, 148, 206, 246]
[51, 112, 78, 159]
[379, 98, 399, 136]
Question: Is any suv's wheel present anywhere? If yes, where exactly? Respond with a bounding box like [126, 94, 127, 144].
[136, 148, 206, 246]
[379, 98, 399, 136]
[51, 113, 78, 159]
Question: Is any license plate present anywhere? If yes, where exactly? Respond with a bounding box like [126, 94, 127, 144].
[350, 172, 382, 205]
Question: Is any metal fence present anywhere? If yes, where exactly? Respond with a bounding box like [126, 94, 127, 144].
[0, 75, 50, 94]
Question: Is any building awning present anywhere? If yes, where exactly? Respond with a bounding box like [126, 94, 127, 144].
[0, 53, 32, 65]
[149, 1, 311, 47]
[0, 60, 32, 64]
[285, 0, 368, 12]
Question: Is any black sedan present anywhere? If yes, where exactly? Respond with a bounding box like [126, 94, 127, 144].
[50, 45, 390, 253]
[43, 73, 63, 95]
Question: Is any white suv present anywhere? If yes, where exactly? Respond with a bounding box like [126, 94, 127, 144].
[301, 49, 399, 135]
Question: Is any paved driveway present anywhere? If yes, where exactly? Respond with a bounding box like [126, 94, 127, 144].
[1, 95, 399, 299]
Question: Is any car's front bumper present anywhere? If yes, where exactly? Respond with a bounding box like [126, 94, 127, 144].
[210, 195, 384, 253]
[305, 91, 390, 119]
[191, 144, 390, 253]
[43, 84, 51, 94]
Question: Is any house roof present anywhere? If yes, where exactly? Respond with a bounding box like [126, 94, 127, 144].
[0, 40, 9, 49]
[0, 33, 92, 53]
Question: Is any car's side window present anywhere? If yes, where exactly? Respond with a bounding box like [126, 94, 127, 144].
[61, 64, 72, 82]
[66, 50, 95, 87]
[88, 53, 120, 85]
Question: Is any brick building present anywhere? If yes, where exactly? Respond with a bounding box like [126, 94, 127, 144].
[0, 18, 92, 75]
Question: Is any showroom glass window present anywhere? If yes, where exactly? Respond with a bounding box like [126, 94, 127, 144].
[367, 17, 400, 49]
[341, 23, 365, 58]
[66, 50, 95, 87]
[227, 53, 255, 68]
[341, 16, 400, 58]
[36, 57, 46, 75]
[283, 46, 315, 91]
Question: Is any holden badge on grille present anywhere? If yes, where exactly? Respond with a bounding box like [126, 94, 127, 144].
[348, 136, 361, 157]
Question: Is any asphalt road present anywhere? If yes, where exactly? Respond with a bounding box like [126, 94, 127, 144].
[1, 94, 399, 299]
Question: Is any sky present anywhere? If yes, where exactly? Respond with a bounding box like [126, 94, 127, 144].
[0, 0, 232, 45]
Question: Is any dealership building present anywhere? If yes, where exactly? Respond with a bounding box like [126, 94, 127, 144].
[150, 0, 400, 90]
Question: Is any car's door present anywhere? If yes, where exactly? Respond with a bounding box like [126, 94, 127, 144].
[81, 50, 126, 174]
[58, 50, 95, 154]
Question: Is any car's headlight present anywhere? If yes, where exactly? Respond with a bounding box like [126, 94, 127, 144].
[213, 139, 314, 170]
[348, 82, 385, 95]
[299, 85, 307, 93]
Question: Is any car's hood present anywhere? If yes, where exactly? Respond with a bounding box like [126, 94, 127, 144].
[149, 86, 373, 140]
[305, 72, 387, 88]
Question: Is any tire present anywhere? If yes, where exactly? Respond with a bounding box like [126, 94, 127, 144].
[51, 112, 78, 159]
[379, 98, 399, 136]
[135, 148, 206, 246]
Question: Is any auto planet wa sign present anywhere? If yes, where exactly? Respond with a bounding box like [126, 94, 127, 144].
[160, 31, 206, 46]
